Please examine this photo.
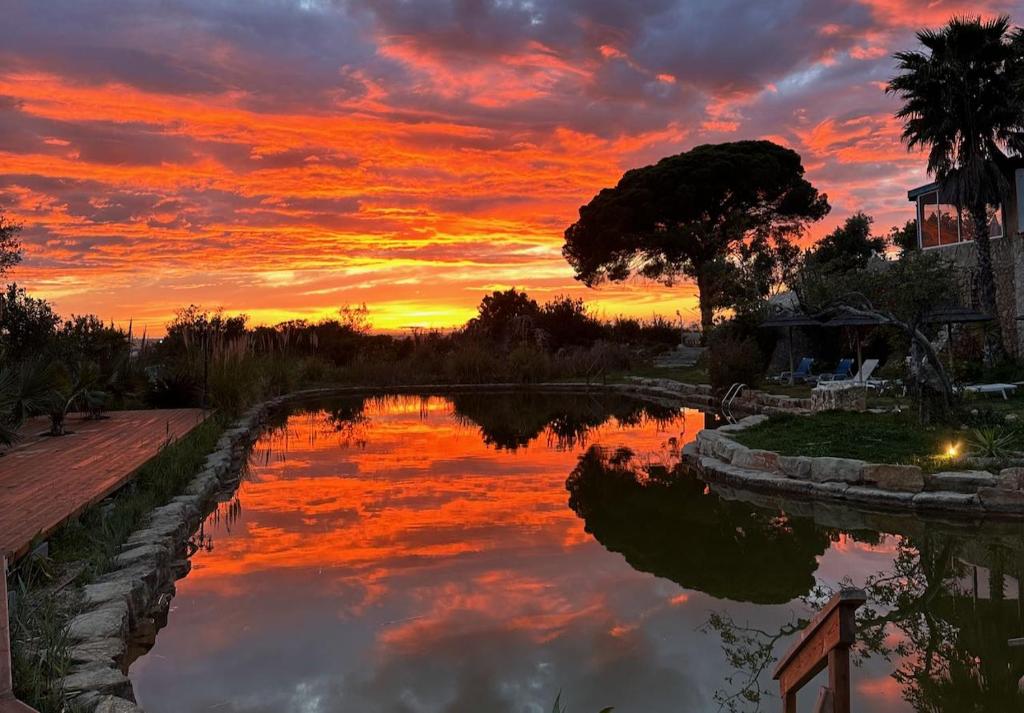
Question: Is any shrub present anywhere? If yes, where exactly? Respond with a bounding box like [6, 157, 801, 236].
[708, 334, 764, 390]
[444, 340, 502, 383]
[508, 344, 551, 382]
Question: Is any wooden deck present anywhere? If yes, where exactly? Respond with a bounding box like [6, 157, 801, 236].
[0, 409, 207, 561]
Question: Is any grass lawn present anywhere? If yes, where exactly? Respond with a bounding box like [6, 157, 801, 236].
[614, 364, 709, 384]
[734, 411, 962, 467]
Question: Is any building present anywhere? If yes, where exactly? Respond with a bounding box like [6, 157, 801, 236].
[907, 160, 1024, 355]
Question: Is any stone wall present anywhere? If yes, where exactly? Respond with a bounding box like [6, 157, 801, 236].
[687, 417, 1024, 517]
[926, 236, 1021, 358]
[625, 377, 811, 415]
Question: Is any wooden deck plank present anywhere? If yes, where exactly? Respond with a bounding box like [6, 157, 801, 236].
[0, 409, 207, 561]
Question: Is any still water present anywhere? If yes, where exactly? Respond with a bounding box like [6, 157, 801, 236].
[129, 393, 1024, 713]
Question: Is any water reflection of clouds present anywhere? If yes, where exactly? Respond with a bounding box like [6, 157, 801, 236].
[132, 395, 712, 712]
[130, 395, 934, 713]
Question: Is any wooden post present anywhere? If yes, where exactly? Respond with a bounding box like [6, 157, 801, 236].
[773, 589, 865, 713]
[1, 557, 11, 697]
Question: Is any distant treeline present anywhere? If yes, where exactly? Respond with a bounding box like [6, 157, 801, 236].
[0, 285, 683, 436]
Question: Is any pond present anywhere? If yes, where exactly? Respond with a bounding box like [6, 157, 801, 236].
[128, 392, 1024, 712]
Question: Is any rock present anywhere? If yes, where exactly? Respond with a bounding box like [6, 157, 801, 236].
[809, 457, 866, 484]
[68, 602, 128, 642]
[843, 486, 914, 509]
[927, 470, 999, 494]
[82, 579, 145, 621]
[998, 467, 1024, 490]
[811, 481, 849, 498]
[94, 696, 145, 713]
[778, 455, 812, 480]
[731, 448, 780, 472]
[123, 529, 175, 552]
[912, 491, 981, 512]
[861, 464, 924, 493]
[712, 436, 740, 463]
[70, 637, 126, 666]
[978, 487, 1024, 513]
[1006, 413, 1019, 423]
[60, 665, 133, 698]
[114, 543, 168, 569]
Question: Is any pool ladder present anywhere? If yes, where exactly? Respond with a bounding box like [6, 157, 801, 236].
[721, 383, 746, 423]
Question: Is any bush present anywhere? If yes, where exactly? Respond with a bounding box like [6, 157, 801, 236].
[508, 344, 551, 382]
[708, 334, 764, 390]
[444, 340, 502, 383]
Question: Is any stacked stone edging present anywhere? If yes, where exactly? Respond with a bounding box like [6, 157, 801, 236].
[685, 417, 1024, 518]
[625, 377, 811, 415]
[57, 400, 274, 713]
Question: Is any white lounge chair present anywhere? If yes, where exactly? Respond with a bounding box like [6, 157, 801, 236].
[815, 359, 880, 391]
[963, 383, 1019, 400]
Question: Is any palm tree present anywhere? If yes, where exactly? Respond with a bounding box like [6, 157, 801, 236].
[888, 15, 1024, 361]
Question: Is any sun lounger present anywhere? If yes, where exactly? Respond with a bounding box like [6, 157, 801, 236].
[963, 383, 1018, 400]
[770, 357, 814, 384]
[812, 358, 854, 384]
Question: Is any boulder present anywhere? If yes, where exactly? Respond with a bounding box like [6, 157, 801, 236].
[113, 543, 168, 569]
[70, 637, 126, 666]
[731, 448, 780, 473]
[843, 486, 914, 509]
[912, 491, 981, 512]
[59, 664, 133, 698]
[778, 455, 812, 480]
[927, 471, 999, 494]
[978, 487, 1024, 513]
[998, 467, 1024, 490]
[861, 464, 924, 493]
[94, 696, 145, 713]
[809, 457, 866, 484]
[68, 602, 128, 642]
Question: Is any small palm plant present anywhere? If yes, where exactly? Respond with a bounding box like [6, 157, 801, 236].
[0, 360, 59, 448]
[45, 361, 107, 436]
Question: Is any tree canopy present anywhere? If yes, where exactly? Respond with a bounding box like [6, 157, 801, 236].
[563, 140, 829, 334]
[804, 211, 886, 274]
[0, 210, 22, 277]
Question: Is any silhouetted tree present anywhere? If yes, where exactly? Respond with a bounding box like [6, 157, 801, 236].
[0, 209, 22, 277]
[563, 140, 830, 336]
[805, 212, 886, 274]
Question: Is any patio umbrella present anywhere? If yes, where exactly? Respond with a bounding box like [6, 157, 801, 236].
[823, 313, 887, 382]
[760, 312, 822, 385]
[925, 306, 992, 371]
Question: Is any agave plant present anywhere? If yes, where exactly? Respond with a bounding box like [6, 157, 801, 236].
[967, 426, 1018, 459]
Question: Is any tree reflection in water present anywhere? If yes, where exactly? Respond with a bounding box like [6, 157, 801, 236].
[565, 444, 1024, 712]
[566, 445, 830, 604]
[450, 391, 682, 451]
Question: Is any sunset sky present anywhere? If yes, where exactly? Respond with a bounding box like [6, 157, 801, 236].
[2, 1, 1018, 333]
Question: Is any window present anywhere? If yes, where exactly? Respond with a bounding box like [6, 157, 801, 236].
[961, 204, 1004, 241]
[919, 192, 940, 248]
[917, 190, 1002, 249]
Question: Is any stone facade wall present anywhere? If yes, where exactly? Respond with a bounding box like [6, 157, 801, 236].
[925, 223, 1021, 358]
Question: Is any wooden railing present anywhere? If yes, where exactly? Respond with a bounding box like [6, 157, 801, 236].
[772, 588, 866, 713]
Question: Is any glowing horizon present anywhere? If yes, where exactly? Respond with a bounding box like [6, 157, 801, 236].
[2, 1, 1017, 334]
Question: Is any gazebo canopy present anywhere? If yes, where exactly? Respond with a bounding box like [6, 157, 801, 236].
[760, 312, 822, 328]
[823, 313, 888, 328]
[924, 305, 992, 324]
